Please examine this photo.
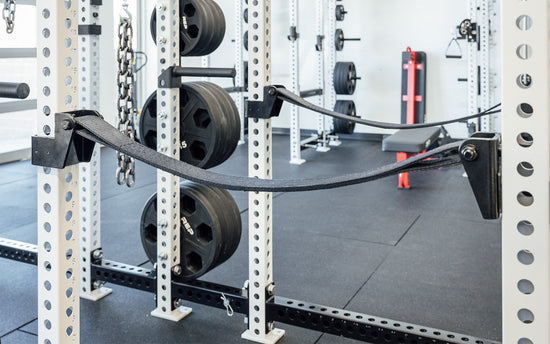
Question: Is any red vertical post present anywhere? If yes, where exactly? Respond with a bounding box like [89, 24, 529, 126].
[397, 47, 420, 189]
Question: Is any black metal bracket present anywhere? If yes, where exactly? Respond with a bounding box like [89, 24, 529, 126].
[78, 24, 102, 35]
[158, 67, 181, 89]
[459, 132, 501, 220]
[457, 19, 477, 42]
[31, 111, 100, 169]
[246, 86, 285, 119]
[315, 35, 325, 51]
[287, 26, 299, 41]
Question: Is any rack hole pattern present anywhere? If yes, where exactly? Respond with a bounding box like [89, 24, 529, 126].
[156, 0, 181, 316]
[248, 0, 274, 338]
[503, 1, 550, 343]
[37, 1, 80, 342]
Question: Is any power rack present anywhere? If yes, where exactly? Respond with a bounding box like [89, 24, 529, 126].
[0, 1, 548, 344]
[288, 0, 343, 165]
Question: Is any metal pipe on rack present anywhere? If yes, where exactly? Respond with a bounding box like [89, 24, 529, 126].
[300, 88, 323, 98]
[173, 67, 236, 78]
[0, 82, 29, 99]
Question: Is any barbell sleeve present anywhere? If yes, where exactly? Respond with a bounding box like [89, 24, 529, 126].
[0, 82, 30, 99]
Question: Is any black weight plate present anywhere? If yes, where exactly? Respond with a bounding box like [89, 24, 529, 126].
[243, 30, 248, 51]
[335, 5, 346, 21]
[139, 84, 234, 169]
[190, 82, 231, 167]
[197, 82, 240, 163]
[335, 28, 345, 51]
[210, 187, 241, 265]
[194, 81, 239, 163]
[183, 182, 226, 266]
[207, 0, 226, 54]
[333, 100, 357, 134]
[182, 82, 227, 168]
[138, 91, 158, 151]
[193, 0, 226, 56]
[139, 182, 224, 280]
[198, 83, 235, 163]
[187, 0, 212, 56]
[150, 0, 223, 56]
[334, 61, 357, 95]
[243, 8, 248, 23]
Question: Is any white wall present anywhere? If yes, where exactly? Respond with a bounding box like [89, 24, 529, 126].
[134, 1, 473, 138]
[269, 0, 471, 138]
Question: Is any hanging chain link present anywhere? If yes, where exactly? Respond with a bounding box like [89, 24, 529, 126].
[116, 16, 136, 187]
[2, 0, 15, 34]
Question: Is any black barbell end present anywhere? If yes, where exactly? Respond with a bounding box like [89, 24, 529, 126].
[0, 82, 30, 99]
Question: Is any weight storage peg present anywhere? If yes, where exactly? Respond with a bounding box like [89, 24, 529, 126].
[334, 28, 360, 51]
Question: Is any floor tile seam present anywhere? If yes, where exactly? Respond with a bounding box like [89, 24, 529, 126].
[342, 249, 393, 311]
[312, 251, 393, 344]
[393, 215, 422, 247]
[303, 232, 398, 247]
[0, 317, 37, 338]
[17, 329, 37, 336]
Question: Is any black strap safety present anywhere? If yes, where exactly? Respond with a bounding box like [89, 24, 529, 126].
[275, 88, 501, 130]
[74, 115, 463, 193]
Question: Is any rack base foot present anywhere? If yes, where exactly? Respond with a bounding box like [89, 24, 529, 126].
[329, 139, 342, 147]
[80, 287, 113, 301]
[290, 158, 306, 165]
[242, 328, 285, 344]
[316, 146, 331, 152]
[151, 306, 192, 322]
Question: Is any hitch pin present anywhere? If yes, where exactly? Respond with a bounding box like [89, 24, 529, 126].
[220, 293, 234, 317]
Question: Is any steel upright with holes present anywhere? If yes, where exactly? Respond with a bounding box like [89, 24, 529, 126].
[289, 0, 305, 165]
[501, 1, 550, 343]
[468, 0, 494, 132]
[37, 1, 81, 343]
[315, 0, 325, 139]
[234, 0, 246, 144]
[78, 0, 112, 302]
[241, 1, 285, 343]
[324, 0, 338, 148]
[151, 0, 191, 321]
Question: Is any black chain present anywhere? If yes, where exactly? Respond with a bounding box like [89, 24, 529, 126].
[2, 0, 15, 34]
[116, 17, 136, 187]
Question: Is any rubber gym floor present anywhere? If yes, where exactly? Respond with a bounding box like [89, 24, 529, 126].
[0, 134, 501, 344]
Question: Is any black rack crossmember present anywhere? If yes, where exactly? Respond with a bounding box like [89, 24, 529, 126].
[0, 241, 500, 344]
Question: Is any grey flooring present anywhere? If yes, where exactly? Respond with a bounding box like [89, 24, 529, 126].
[0, 135, 501, 343]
